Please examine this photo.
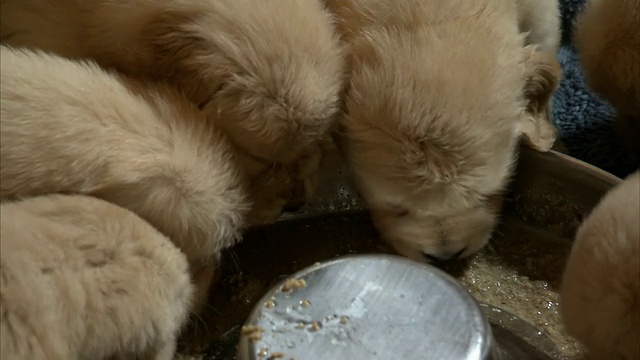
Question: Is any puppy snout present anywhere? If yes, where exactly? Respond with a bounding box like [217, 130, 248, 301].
[422, 247, 467, 262]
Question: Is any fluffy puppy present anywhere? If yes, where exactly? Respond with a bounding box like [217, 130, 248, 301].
[515, 0, 562, 152]
[0, 194, 194, 360]
[0, 46, 248, 272]
[560, 171, 640, 360]
[0, 0, 346, 211]
[574, 0, 640, 155]
[326, 0, 561, 262]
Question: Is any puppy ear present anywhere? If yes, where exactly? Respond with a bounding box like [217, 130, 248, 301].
[520, 46, 562, 152]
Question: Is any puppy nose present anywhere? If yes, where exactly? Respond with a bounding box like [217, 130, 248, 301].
[422, 247, 467, 262]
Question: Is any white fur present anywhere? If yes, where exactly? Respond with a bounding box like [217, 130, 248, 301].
[0, 46, 248, 268]
[326, 0, 561, 261]
[0, 194, 194, 360]
[560, 171, 640, 360]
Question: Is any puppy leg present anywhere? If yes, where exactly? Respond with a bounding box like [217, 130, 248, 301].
[520, 46, 562, 152]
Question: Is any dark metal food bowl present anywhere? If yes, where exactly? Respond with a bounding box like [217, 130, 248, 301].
[176, 144, 620, 360]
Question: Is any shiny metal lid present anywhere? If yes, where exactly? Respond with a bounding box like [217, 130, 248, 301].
[237, 254, 494, 360]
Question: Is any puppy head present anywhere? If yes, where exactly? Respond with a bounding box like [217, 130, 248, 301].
[144, 7, 346, 167]
[337, 33, 523, 262]
[519, 45, 562, 152]
[340, 124, 514, 262]
[143, 6, 345, 211]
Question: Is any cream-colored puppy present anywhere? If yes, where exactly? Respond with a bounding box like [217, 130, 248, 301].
[0, 194, 194, 360]
[515, 0, 562, 152]
[0, 46, 248, 271]
[560, 171, 640, 360]
[574, 0, 640, 154]
[0, 0, 346, 213]
[326, 0, 561, 262]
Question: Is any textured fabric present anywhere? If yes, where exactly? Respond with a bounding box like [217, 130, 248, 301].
[552, 0, 639, 177]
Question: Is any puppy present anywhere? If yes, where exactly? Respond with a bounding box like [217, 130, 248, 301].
[326, 0, 561, 262]
[560, 171, 640, 360]
[0, 46, 248, 272]
[0, 0, 346, 212]
[515, 0, 562, 152]
[0, 194, 194, 360]
[574, 0, 640, 155]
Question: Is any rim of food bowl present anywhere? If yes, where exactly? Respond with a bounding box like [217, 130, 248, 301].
[525, 148, 622, 185]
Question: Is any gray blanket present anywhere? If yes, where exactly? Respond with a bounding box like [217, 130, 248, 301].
[552, 0, 639, 177]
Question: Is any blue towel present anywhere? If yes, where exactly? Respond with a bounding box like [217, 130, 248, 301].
[552, 0, 639, 178]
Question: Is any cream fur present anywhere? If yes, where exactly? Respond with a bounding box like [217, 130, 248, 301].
[515, 0, 561, 55]
[0, 46, 248, 268]
[560, 172, 640, 360]
[574, 0, 640, 154]
[326, 0, 561, 261]
[515, 0, 562, 152]
[0, 0, 347, 212]
[0, 194, 194, 360]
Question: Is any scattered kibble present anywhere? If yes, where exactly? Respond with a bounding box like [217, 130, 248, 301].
[308, 321, 321, 332]
[339, 316, 349, 325]
[300, 299, 311, 308]
[281, 278, 307, 292]
[265, 299, 276, 309]
[257, 347, 269, 357]
[241, 325, 264, 342]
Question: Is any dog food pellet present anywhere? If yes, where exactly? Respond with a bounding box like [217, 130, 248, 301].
[258, 347, 269, 357]
[300, 299, 311, 308]
[308, 321, 321, 332]
[265, 300, 276, 309]
[339, 316, 349, 325]
[295, 322, 305, 329]
[241, 325, 264, 335]
[241, 325, 264, 342]
[268, 352, 285, 359]
[281, 278, 307, 292]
